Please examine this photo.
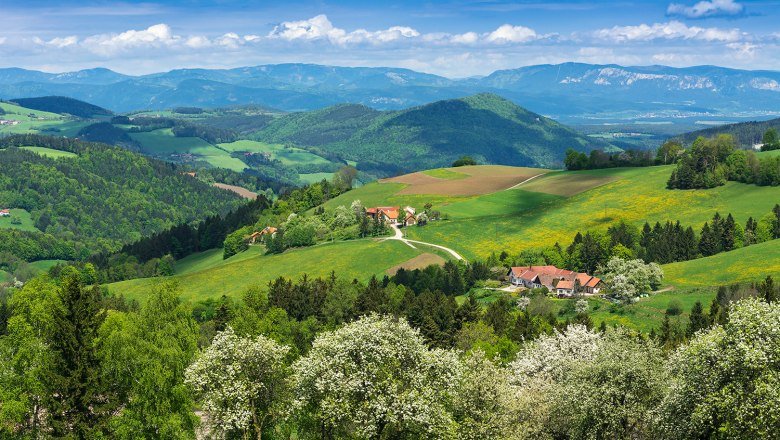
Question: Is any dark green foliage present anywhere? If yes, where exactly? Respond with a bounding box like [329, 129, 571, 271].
[667, 135, 733, 189]
[686, 301, 709, 337]
[76, 122, 136, 148]
[11, 96, 113, 118]
[45, 272, 110, 438]
[564, 147, 654, 170]
[761, 128, 780, 151]
[758, 276, 777, 304]
[484, 296, 513, 336]
[452, 155, 477, 167]
[173, 107, 204, 115]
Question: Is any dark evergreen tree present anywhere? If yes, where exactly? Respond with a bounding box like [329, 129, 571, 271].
[698, 222, 718, 257]
[758, 275, 777, 304]
[686, 301, 709, 337]
[356, 276, 389, 315]
[484, 296, 513, 336]
[45, 272, 110, 438]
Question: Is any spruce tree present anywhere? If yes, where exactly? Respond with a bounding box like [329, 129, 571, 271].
[45, 272, 109, 438]
[686, 301, 709, 337]
[722, 213, 737, 251]
[698, 222, 717, 257]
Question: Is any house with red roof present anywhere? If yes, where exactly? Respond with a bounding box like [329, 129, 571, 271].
[0, 209, 10, 217]
[367, 206, 418, 226]
[508, 265, 603, 296]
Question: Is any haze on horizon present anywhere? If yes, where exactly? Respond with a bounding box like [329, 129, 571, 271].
[2, 0, 780, 77]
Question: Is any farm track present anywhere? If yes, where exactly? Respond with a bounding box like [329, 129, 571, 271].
[386, 225, 465, 261]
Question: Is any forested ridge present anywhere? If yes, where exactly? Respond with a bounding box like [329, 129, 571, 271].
[0, 135, 246, 258]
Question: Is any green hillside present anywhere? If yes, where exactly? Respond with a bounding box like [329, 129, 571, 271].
[0, 101, 88, 136]
[674, 117, 780, 148]
[108, 239, 443, 302]
[11, 96, 113, 118]
[254, 93, 610, 175]
[0, 134, 246, 259]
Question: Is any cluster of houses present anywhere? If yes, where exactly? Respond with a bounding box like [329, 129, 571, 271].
[0, 120, 20, 126]
[508, 265, 603, 297]
[366, 206, 418, 227]
[0, 209, 10, 217]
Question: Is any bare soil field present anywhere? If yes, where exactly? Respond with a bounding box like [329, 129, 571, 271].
[386, 253, 447, 275]
[213, 183, 257, 199]
[518, 172, 621, 197]
[381, 165, 546, 196]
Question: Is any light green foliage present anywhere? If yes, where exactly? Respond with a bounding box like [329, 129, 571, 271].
[99, 282, 199, 439]
[656, 299, 780, 438]
[0, 209, 39, 232]
[292, 314, 461, 439]
[185, 327, 290, 439]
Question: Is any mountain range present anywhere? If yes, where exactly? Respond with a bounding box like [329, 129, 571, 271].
[2, 63, 780, 123]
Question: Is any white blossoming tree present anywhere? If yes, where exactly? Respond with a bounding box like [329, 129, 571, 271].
[655, 299, 780, 439]
[184, 327, 290, 440]
[600, 257, 663, 300]
[291, 314, 461, 439]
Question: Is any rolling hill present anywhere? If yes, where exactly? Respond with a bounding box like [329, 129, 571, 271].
[11, 96, 113, 118]
[673, 117, 780, 148]
[254, 93, 610, 173]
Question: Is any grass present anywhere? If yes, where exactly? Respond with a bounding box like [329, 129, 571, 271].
[0, 209, 39, 232]
[321, 181, 471, 212]
[386, 253, 447, 275]
[218, 140, 331, 166]
[403, 165, 780, 259]
[663, 240, 780, 289]
[299, 173, 334, 185]
[421, 169, 468, 180]
[20, 146, 78, 159]
[129, 129, 247, 171]
[29, 260, 66, 272]
[108, 239, 426, 303]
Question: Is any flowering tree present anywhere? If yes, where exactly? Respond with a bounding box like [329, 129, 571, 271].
[291, 314, 461, 439]
[655, 299, 780, 439]
[600, 257, 663, 299]
[185, 327, 290, 440]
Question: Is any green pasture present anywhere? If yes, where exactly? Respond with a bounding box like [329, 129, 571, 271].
[422, 169, 468, 180]
[0, 209, 39, 232]
[321, 180, 471, 211]
[129, 129, 247, 171]
[218, 140, 331, 166]
[20, 146, 78, 159]
[403, 166, 780, 259]
[29, 259, 66, 272]
[299, 173, 334, 185]
[108, 239, 425, 303]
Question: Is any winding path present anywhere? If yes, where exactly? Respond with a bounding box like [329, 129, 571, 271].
[504, 172, 547, 191]
[385, 225, 465, 261]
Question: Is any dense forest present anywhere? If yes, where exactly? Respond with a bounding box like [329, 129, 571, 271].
[674, 117, 780, 148]
[0, 135, 247, 258]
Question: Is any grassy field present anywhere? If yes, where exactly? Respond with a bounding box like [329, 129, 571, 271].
[299, 172, 334, 184]
[421, 169, 469, 180]
[108, 239, 429, 303]
[129, 129, 247, 171]
[218, 140, 331, 166]
[384, 165, 547, 196]
[0, 101, 85, 135]
[0, 209, 39, 232]
[403, 166, 780, 259]
[29, 260, 66, 272]
[20, 146, 78, 159]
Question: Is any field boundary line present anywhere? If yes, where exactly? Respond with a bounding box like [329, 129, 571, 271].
[504, 173, 547, 191]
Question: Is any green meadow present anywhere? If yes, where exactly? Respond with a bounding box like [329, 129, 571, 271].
[20, 146, 78, 159]
[108, 239, 430, 303]
[0, 209, 39, 232]
[129, 128, 247, 171]
[218, 140, 331, 167]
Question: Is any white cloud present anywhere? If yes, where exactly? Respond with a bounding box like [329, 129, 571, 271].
[595, 21, 742, 42]
[485, 24, 537, 43]
[268, 15, 419, 46]
[449, 32, 479, 44]
[82, 24, 179, 55]
[727, 41, 758, 57]
[667, 0, 744, 19]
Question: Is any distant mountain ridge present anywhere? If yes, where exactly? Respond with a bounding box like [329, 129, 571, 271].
[1, 62, 779, 123]
[253, 93, 609, 173]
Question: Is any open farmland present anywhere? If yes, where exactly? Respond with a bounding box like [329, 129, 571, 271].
[386, 253, 447, 276]
[382, 165, 547, 196]
[129, 128, 247, 171]
[218, 140, 332, 166]
[108, 239, 436, 303]
[213, 183, 257, 199]
[0, 209, 39, 232]
[403, 165, 780, 259]
[20, 146, 78, 159]
[518, 170, 622, 196]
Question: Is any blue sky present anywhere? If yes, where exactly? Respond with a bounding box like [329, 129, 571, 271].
[2, 0, 780, 76]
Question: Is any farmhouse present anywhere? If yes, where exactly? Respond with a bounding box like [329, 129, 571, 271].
[508, 265, 603, 296]
[0, 209, 10, 217]
[367, 206, 418, 226]
[247, 226, 278, 244]
[0, 120, 20, 126]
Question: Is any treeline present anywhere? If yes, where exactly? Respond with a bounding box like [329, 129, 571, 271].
[90, 197, 271, 283]
[564, 147, 655, 170]
[11, 96, 112, 118]
[76, 122, 139, 150]
[511, 206, 780, 274]
[0, 135, 245, 258]
[673, 117, 780, 148]
[2, 266, 779, 439]
[668, 134, 780, 188]
[0, 229, 82, 262]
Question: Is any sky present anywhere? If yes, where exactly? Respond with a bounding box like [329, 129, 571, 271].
[2, 0, 780, 77]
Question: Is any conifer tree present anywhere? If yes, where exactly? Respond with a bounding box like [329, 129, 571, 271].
[686, 301, 709, 337]
[698, 222, 717, 257]
[45, 272, 109, 438]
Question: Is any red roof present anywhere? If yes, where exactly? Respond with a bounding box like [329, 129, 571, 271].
[509, 265, 600, 290]
[0, 209, 9, 213]
[556, 280, 574, 290]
